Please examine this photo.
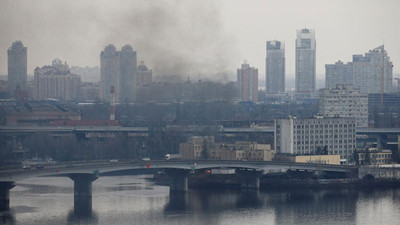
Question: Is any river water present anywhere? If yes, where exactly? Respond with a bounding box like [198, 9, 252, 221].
[2, 175, 400, 225]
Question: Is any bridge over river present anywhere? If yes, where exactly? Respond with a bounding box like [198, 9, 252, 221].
[0, 160, 359, 212]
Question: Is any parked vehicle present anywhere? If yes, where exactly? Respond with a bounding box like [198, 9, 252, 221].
[142, 157, 150, 161]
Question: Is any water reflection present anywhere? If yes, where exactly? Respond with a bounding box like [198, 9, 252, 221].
[272, 189, 358, 225]
[67, 209, 98, 225]
[0, 211, 15, 225]
[8, 176, 400, 225]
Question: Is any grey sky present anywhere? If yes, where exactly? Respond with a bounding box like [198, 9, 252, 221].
[0, 0, 399, 81]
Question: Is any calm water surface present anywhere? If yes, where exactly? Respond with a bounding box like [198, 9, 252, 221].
[1, 175, 400, 225]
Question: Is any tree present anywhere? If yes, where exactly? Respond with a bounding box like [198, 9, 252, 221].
[363, 148, 371, 165]
[353, 149, 359, 165]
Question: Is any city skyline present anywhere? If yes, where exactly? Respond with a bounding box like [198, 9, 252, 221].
[0, 0, 399, 81]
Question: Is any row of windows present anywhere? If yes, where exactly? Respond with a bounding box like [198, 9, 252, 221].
[295, 124, 355, 129]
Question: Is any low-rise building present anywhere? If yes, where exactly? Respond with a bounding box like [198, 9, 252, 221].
[295, 155, 341, 165]
[357, 148, 392, 165]
[179, 137, 275, 161]
[275, 116, 356, 164]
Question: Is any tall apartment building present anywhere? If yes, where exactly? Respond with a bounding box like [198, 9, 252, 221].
[319, 84, 368, 128]
[325, 61, 353, 89]
[266, 41, 285, 94]
[100, 45, 118, 103]
[237, 61, 258, 102]
[295, 28, 316, 94]
[100, 44, 137, 103]
[33, 59, 81, 100]
[325, 45, 393, 94]
[119, 45, 137, 102]
[137, 61, 153, 87]
[275, 116, 356, 163]
[8, 41, 27, 97]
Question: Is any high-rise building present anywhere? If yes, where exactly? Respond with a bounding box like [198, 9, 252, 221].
[100, 44, 119, 103]
[325, 61, 353, 90]
[237, 61, 258, 102]
[275, 116, 356, 163]
[119, 45, 137, 102]
[266, 41, 285, 94]
[7, 41, 27, 97]
[319, 84, 368, 128]
[137, 61, 153, 87]
[33, 59, 81, 100]
[353, 45, 393, 94]
[325, 45, 393, 94]
[295, 28, 316, 94]
[100, 44, 137, 103]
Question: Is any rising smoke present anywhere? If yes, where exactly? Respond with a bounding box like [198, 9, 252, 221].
[0, 0, 237, 81]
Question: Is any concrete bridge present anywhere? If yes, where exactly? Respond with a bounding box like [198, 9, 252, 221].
[0, 160, 358, 212]
[2, 126, 400, 136]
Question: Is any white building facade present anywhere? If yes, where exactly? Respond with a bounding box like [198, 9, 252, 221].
[325, 45, 393, 94]
[319, 84, 368, 128]
[275, 116, 356, 163]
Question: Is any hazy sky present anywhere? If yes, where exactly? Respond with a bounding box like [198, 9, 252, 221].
[1, 0, 399, 82]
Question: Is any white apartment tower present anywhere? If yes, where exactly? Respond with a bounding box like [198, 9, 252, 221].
[325, 45, 393, 94]
[100, 44, 137, 103]
[295, 29, 316, 94]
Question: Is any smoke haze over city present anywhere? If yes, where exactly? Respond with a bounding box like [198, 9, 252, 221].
[0, 0, 399, 81]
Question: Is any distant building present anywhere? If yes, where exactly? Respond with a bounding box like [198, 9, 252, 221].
[33, 59, 81, 101]
[5, 100, 81, 126]
[100, 44, 137, 103]
[81, 82, 100, 101]
[325, 45, 393, 94]
[237, 61, 258, 102]
[137, 61, 152, 87]
[266, 41, 285, 94]
[179, 136, 275, 161]
[319, 84, 368, 128]
[295, 155, 341, 165]
[179, 136, 215, 160]
[357, 148, 392, 165]
[70, 66, 100, 83]
[100, 44, 118, 103]
[325, 61, 353, 90]
[295, 28, 316, 94]
[119, 45, 137, 102]
[8, 41, 27, 97]
[275, 116, 356, 163]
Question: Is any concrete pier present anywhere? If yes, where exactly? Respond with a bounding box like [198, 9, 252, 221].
[166, 169, 190, 192]
[68, 173, 98, 216]
[236, 169, 262, 189]
[0, 181, 15, 211]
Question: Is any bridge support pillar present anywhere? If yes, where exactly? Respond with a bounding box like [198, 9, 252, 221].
[68, 173, 99, 216]
[166, 169, 190, 192]
[0, 181, 15, 211]
[236, 169, 262, 189]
